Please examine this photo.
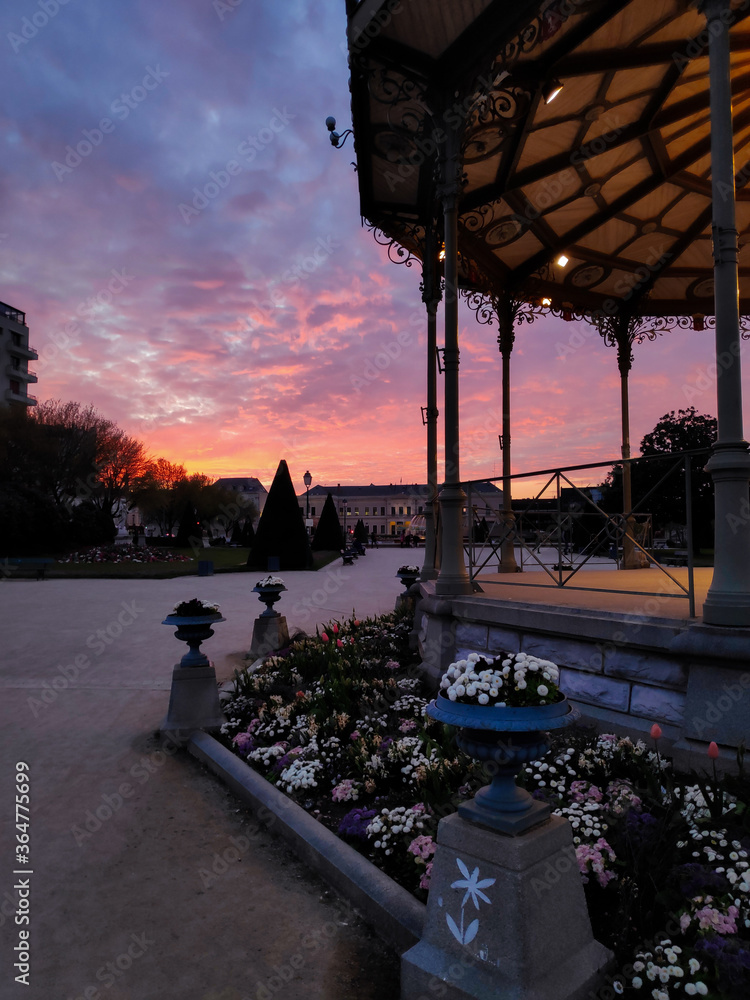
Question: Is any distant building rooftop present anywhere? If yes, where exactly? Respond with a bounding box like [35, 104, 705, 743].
[215, 477, 267, 493]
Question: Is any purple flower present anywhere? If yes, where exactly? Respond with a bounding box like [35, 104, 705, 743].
[338, 807, 377, 840]
[673, 863, 730, 897]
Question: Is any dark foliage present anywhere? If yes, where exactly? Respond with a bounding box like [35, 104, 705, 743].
[247, 460, 312, 570]
[311, 492, 344, 551]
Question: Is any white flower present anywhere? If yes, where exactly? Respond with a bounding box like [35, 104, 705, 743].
[538, 685, 548, 697]
[478, 693, 489, 705]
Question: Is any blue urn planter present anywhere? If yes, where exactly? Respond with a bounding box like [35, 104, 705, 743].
[251, 585, 286, 618]
[162, 613, 225, 667]
[427, 694, 578, 835]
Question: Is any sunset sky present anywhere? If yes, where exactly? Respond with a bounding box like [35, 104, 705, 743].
[2, 0, 748, 497]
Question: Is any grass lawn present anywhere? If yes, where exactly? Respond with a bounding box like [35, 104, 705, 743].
[35, 546, 342, 579]
[45, 546, 252, 578]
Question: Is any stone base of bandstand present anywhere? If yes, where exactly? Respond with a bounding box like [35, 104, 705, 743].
[249, 614, 290, 660]
[161, 664, 227, 745]
[401, 813, 612, 1000]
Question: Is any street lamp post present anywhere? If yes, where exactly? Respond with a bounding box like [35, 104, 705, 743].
[303, 470, 312, 535]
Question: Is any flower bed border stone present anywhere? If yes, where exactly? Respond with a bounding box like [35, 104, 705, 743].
[187, 731, 425, 954]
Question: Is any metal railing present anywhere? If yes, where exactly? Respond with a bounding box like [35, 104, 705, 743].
[463, 450, 710, 618]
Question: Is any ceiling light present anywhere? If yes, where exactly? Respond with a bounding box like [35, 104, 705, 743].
[541, 297, 552, 307]
[543, 79, 564, 105]
[556, 254, 569, 268]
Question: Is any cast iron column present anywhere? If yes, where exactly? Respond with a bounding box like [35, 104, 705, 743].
[421, 229, 442, 581]
[435, 133, 472, 596]
[702, 0, 750, 625]
[497, 300, 519, 572]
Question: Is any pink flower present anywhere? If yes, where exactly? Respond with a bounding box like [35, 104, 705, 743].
[332, 624, 339, 634]
[679, 912, 691, 932]
[337, 639, 343, 648]
[650, 723, 662, 740]
[708, 741, 719, 759]
[321, 632, 329, 642]
[419, 861, 433, 890]
[349, 730, 360, 741]
[408, 835, 436, 860]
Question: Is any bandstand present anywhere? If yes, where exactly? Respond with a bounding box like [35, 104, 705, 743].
[340, 0, 750, 753]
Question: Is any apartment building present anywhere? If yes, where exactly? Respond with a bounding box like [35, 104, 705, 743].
[300, 482, 504, 538]
[1, 301, 38, 407]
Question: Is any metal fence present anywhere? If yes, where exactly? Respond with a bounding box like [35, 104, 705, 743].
[463, 449, 711, 618]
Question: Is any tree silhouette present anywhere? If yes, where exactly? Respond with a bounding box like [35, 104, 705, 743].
[311, 493, 344, 551]
[602, 407, 717, 550]
[247, 460, 312, 570]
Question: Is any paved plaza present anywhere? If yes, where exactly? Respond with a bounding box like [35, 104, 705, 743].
[1, 549, 414, 1000]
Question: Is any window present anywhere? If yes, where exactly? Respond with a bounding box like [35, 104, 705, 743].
[365, 507, 369, 516]
[299, 507, 303, 515]
[339, 508, 343, 515]
[10, 380, 19, 394]
[399, 506, 404, 516]
[380, 524, 386, 533]
[355, 508, 359, 516]
[391, 507, 396, 516]
[406, 506, 411, 516]
[381, 506, 385, 516]
[418, 506, 423, 514]
[311, 507, 316, 516]
[347, 507, 351, 515]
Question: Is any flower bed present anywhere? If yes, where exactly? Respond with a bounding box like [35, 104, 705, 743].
[59, 544, 192, 564]
[219, 612, 750, 999]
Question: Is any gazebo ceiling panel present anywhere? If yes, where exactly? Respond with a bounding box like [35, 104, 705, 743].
[596, 156, 653, 204]
[360, 0, 494, 61]
[574, 218, 639, 257]
[603, 67, 668, 106]
[347, 0, 750, 316]
[660, 192, 711, 233]
[517, 120, 599, 174]
[578, 142, 651, 185]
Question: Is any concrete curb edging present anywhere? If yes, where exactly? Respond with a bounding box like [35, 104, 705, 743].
[187, 731, 425, 954]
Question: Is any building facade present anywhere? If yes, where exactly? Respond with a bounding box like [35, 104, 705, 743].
[213, 477, 268, 520]
[300, 482, 504, 539]
[1, 301, 37, 407]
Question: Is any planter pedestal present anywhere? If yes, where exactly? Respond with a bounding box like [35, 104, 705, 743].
[161, 613, 226, 744]
[401, 813, 613, 1000]
[249, 614, 290, 660]
[161, 665, 227, 744]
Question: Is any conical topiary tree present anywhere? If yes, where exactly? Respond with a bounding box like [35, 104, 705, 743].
[247, 460, 312, 570]
[353, 519, 368, 544]
[240, 518, 255, 548]
[311, 492, 344, 551]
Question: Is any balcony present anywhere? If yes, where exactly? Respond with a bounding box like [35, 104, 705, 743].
[7, 342, 38, 361]
[6, 365, 37, 383]
[0, 301, 26, 325]
[5, 388, 37, 405]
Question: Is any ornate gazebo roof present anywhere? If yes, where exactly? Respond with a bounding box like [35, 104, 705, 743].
[347, 0, 750, 321]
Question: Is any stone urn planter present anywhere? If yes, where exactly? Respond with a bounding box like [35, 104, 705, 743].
[427, 693, 577, 835]
[161, 601, 226, 740]
[251, 584, 286, 618]
[162, 612, 225, 666]
[249, 577, 289, 658]
[397, 565, 420, 591]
